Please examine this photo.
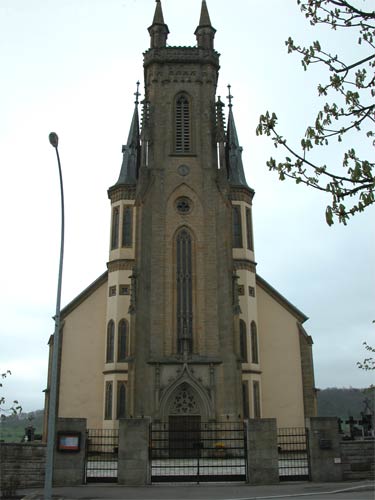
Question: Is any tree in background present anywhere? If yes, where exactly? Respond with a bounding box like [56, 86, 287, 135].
[0, 371, 21, 416]
[256, 0, 374, 225]
[357, 341, 375, 371]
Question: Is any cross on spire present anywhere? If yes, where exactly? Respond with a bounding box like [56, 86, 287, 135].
[227, 84, 233, 108]
[134, 81, 141, 105]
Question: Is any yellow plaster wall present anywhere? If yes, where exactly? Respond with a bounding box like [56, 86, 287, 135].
[257, 284, 305, 428]
[58, 279, 107, 428]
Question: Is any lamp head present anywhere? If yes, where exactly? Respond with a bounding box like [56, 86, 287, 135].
[49, 132, 59, 148]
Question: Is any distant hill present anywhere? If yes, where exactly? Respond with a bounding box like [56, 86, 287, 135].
[317, 387, 374, 419]
[0, 409, 44, 443]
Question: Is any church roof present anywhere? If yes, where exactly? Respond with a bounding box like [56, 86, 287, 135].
[256, 274, 308, 323]
[60, 271, 108, 319]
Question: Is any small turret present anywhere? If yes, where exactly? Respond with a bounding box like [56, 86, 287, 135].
[111, 83, 141, 190]
[226, 85, 249, 188]
[148, 0, 169, 49]
[195, 0, 216, 50]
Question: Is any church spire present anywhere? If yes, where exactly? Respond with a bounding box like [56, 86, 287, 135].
[112, 83, 141, 188]
[199, 0, 212, 26]
[195, 0, 216, 50]
[225, 85, 249, 188]
[148, 0, 169, 49]
[152, 0, 164, 24]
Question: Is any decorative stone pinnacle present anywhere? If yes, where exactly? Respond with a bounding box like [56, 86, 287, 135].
[227, 84, 233, 108]
[134, 81, 141, 105]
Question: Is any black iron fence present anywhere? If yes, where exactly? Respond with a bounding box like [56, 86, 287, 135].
[85, 429, 119, 483]
[150, 419, 247, 483]
[277, 427, 311, 481]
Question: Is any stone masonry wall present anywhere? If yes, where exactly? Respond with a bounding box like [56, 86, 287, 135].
[340, 439, 374, 480]
[0, 443, 46, 493]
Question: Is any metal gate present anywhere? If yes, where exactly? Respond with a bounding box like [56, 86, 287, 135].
[278, 427, 311, 481]
[85, 429, 119, 483]
[150, 419, 247, 483]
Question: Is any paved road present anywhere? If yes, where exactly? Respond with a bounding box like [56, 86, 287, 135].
[19, 480, 374, 500]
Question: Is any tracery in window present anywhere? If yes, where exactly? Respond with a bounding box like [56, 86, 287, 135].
[176, 228, 193, 354]
[175, 94, 191, 153]
[170, 383, 199, 414]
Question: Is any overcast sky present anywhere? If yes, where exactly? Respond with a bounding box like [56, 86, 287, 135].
[1, 0, 374, 413]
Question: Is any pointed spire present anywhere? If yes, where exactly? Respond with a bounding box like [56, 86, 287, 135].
[113, 83, 141, 187]
[225, 85, 249, 188]
[195, 1, 216, 50]
[199, 0, 212, 27]
[152, 0, 165, 24]
[148, 0, 169, 49]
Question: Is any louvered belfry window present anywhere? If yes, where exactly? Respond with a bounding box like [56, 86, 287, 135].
[175, 94, 190, 153]
[176, 229, 193, 354]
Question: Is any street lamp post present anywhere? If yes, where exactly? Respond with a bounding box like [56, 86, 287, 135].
[44, 132, 65, 500]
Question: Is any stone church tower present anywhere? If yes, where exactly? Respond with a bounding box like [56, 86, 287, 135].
[108, 0, 244, 422]
[45, 1, 316, 434]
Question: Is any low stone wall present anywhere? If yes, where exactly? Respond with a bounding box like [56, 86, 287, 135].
[0, 442, 46, 493]
[341, 439, 375, 480]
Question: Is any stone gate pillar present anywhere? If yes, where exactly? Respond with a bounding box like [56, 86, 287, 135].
[54, 418, 87, 486]
[118, 417, 151, 485]
[306, 417, 343, 481]
[246, 418, 279, 484]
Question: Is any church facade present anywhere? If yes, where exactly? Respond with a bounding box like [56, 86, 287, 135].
[44, 1, 316, 434]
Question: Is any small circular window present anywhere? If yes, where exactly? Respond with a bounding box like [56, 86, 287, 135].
[177, 164, 190, 177]
[176, 197, 192, 214]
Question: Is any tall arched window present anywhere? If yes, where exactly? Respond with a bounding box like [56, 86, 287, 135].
[111, 207, 119, 250]
[251, 321, 259, 364]
[239, 319, 247, 362]
[106, 320, 115, 363]
[253, 381, 261, 418]
[118, 319, 128, 361]
[104, 381, 113, 420]
[246, 207, 254, 251]
[232, 205, 243, 248]
[176, 228, 193, 354]
[117, 382, 126, 419]
[175, 94, 190, 153]
[122, 206, 133, 247]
